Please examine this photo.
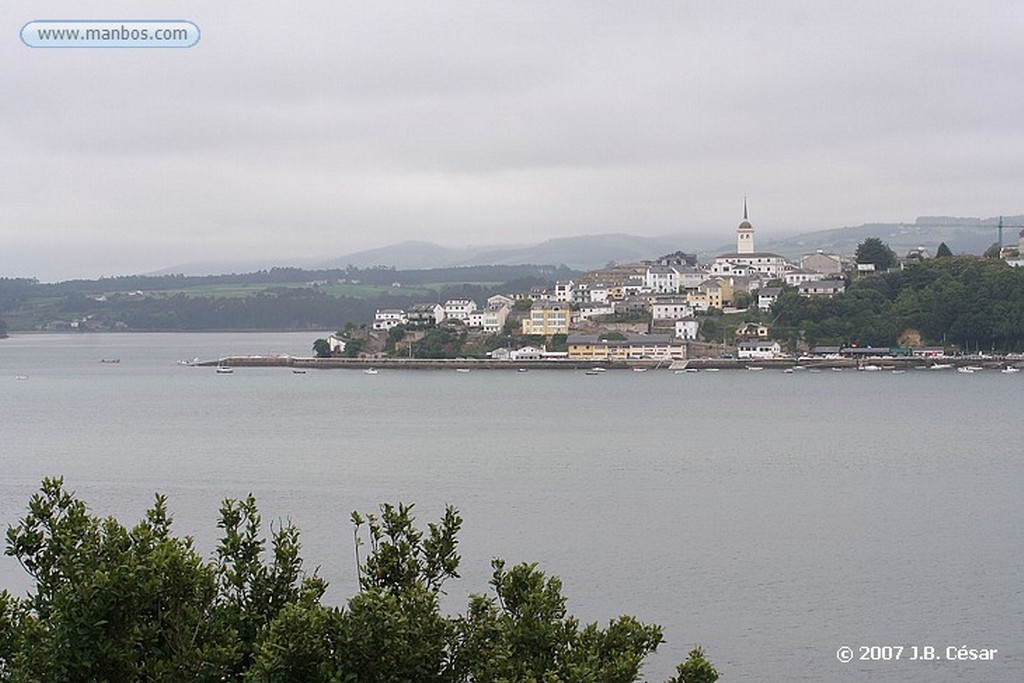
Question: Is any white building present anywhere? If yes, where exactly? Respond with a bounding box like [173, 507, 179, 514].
[710, 203, 788, 280]
[554, 281, 575, 303]
[372, 309, 407, 330]
[578, 304, 615, 320]
[443, 299, 478, 321]
[758, 287, 783, 312]
[481, 305, 510, 333]
[784, 268, 820, 287]
[737, 340, 782, 359]
[674, 318, 700, 340]
[644, 266, 680, 294]
[651, 298, 694, 321]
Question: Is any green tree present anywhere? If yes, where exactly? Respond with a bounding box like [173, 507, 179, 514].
[3, 478, 220, 680]
[312, 338, 332, 358]
[342, 338, 364, 357]
[855, 237, 897, 271]
[668, 646, 720, 683]
[5, 481, 716, 682]
[983, 241, 1002, 258]
[936, 242, 953, 258]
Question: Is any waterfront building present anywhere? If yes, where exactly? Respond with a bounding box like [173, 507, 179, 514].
[566, 334, 686, 360]
[522, 302, 570, 335]
[737, 340, 782, 359]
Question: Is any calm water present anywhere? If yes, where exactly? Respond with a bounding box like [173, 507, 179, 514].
[2, 332, 1022, 681]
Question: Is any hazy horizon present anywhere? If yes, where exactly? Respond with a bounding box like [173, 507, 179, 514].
[5, 2, 1024, 280]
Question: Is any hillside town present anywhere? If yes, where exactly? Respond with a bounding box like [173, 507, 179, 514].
[327, 206, 1024, 363]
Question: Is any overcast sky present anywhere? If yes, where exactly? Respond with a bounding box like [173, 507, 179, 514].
[4, 2, 1023, 280]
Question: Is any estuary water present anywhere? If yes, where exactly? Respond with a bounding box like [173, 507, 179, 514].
[1, 332, 1021, 682]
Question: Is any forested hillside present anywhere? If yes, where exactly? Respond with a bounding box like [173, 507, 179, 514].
[773, 257, 1024, 351]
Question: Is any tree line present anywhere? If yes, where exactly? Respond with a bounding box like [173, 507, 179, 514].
[1, 479, 718, 682]
[772, 256, 1024, 351]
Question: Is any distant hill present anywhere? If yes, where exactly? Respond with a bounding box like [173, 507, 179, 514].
[151, 216, 1023, 276]
[709, 216, 1023, 261]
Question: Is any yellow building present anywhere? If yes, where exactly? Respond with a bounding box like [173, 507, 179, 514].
[521, 302, 570, 335]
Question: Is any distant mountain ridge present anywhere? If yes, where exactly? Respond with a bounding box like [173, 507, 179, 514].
[152, 216, 1022, 276]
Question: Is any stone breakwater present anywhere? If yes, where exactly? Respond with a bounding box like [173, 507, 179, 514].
[194, 356, 1020, 371]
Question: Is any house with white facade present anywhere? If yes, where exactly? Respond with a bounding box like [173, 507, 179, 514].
[578, 304, 615, 321]
[327, 334, 347, 354]
[674, 318, 700, 340]
[644, 266, 681, 294]
[443, 299, 478, 321]
[487, 294, 515, 308]
[737, 340, 782, 359]
[372, 309, 407, 330]
[757, 286, 783, 312]
[554, 281, 575, 303]
[481, 305, 510, 333]
[650, 298, 694, 321]
[784, 268, 820, 287]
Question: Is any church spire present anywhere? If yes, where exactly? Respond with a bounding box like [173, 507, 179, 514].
[736, 197, 754, 254]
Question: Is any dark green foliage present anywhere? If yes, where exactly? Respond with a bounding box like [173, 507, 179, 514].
[855, 237, 897, 271]
[4, 480, 712, 682]
[413, 327, 467, 358]
[773, 256, 1024, 350]
[343, 338, 364, 358]
[312, 338, 331, 358]
[667, 646, 719, 683]
[936, 242, 953, 258]
[983, 242, 1002, 258]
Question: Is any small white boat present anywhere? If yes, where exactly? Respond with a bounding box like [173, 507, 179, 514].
[456, 368, 471, 373]
[589, 367, 607, 373]
[831, 368, 843, 372]
[517, 368, 529, 373]
[964, 366, 984, 372]
[783, 368, 795, 374]
[860, 365, 882, 372]
[363, 368, 379, 375]
[15, 374, 29, 381]
[704, 368, 720, 372]
[1001, 366, 1020, 374]
[891, 370, 906, 375]
[632, 367, 648, 373]
[215, 366, 233, 374]
[929, 363, 953, 370]
[746, 366, 764, 372]
[956, 367, 974, 374]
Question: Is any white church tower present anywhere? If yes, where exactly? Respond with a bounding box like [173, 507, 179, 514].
[736, 198, 755, 254]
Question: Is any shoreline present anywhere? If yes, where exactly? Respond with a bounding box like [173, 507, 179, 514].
[195, 356, 1021, 371]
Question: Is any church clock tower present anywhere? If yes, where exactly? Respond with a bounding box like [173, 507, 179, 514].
[736, 198, 755, 254]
